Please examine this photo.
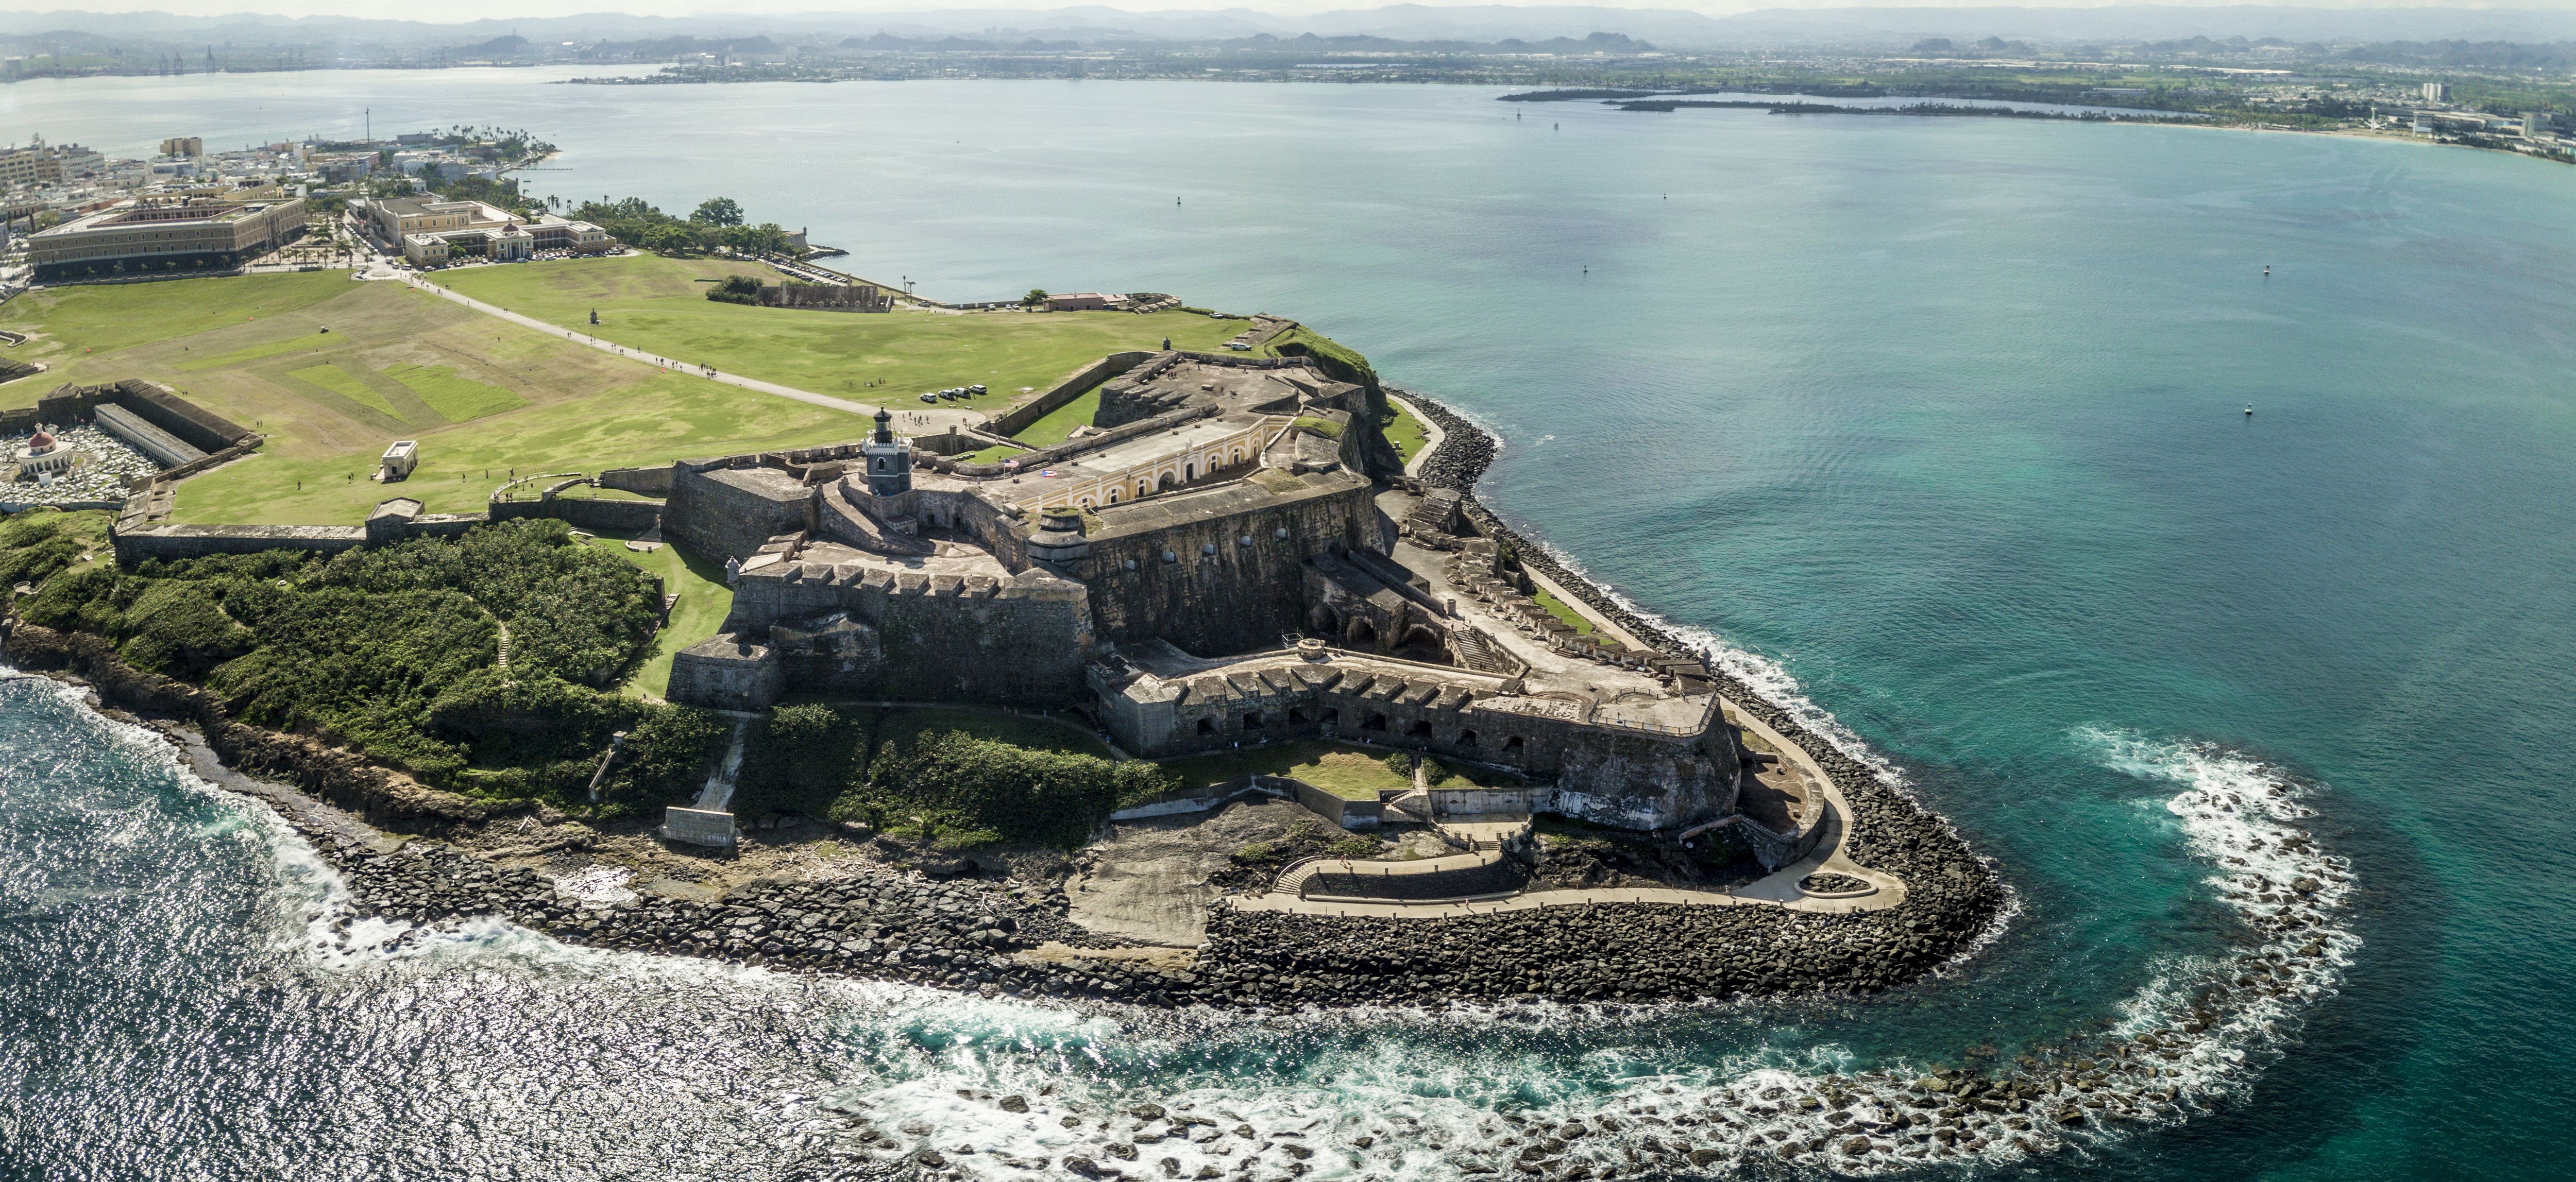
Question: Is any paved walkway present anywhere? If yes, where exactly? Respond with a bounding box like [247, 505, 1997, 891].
[400, 272, 990, 435]
[1384, 391, 1448, 478]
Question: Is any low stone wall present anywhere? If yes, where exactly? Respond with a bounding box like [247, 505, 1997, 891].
[985, 352, 1151, 438]
[490, 494, 663, 534]
[597, 465, 675, 497]
[1429, 785, 1549, 818]
[1301, 854, 1525, 902]
[112, 522, 368, 564]
[1279, 776, 1383, 831]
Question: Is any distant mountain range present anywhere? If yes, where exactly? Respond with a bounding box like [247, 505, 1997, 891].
[6, 5, 2576, 50]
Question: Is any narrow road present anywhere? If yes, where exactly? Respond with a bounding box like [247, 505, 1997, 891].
[401, 272, 989, 436]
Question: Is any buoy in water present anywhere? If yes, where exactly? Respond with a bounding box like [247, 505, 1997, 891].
[2263, 265, 2271, 276]
[2245, 405, 2255, 416]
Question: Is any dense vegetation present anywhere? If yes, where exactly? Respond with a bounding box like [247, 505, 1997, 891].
[569, 195, 800, 258]
[2, 511, 721, 811]
[734, 704, 1176, 849]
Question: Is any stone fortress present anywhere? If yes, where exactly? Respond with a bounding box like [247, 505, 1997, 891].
[75, 345, 1829, 870]
[655, 349, 1812, 860]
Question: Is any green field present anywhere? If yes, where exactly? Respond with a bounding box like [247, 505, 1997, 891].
[435, 255, 1240, 415]
[384, 362, 527, 422]
[583, 532, 733, 699]
[1382, 401, 1429, 467]
[0, 259, 1267, 527]
[286, 362, 403, 420]
[1008, 386, 1105, 446]
[1158, 740, 1468, 800]
[1530, 587, 1596, 635]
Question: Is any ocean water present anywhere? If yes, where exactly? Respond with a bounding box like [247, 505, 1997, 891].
[4, 74, 2573, 1180]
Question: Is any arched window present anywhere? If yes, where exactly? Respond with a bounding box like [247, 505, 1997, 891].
[1138, 483, 1149, 499]
[1184, 464, 1195, 481]
[1107, 490, 1119, 504]
[1078, 497, 1093, 509]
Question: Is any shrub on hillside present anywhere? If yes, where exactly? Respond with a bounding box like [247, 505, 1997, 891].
[733, 703, 866, 820]
[833, 729, 1176, 849]
[707, 275, 762, 305]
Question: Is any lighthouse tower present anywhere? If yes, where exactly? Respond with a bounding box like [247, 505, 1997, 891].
[860, 406, 913, 496]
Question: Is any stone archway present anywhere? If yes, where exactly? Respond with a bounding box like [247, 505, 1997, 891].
[1348, 618, 1378, 650]
[1158, 473, 1177, 492]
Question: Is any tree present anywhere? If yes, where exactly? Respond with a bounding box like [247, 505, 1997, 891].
[691, 197, 744, 227]
[1023, 288, 1049, 307]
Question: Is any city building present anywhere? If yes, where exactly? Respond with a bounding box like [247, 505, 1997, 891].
[158, 137, 204, 158]
[27, 196, 306, 280]
[2421, 82, 2450, 104]
[0, 141, 108, 191]
[364, 196, 609, 265]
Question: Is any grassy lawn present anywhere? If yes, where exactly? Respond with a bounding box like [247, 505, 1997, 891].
[585, 532, 733, 699]
[286, 362, 403, 419]
[1382, 401, 1429, 467]
[383, 362, 527, 422]
[1531, 587, 1596, 635]
[0, 275, 887, 525]
[961, 443, 1024, 464]
[435, 255, 1241, 415]
[1008, 386, 1104, 446]
[1156, 740, 1428, 801]
[0, 271, 348, 357]
[0, 262, 1368, 532]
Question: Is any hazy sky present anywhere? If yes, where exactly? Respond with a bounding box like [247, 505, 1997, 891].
[31, 0, 2576, 25]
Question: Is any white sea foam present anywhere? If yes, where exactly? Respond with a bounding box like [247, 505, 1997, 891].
[723, 730, 2358, 1180]
[14, 664, 2354, 1177]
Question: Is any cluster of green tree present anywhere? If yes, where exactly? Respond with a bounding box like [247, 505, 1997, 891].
[432, 174, 546, 219]
[568, 195, 799, 258]
[0, 510, 108, 591]
[706, 274, 764, 305]
[733, 705, 1177, 849]
[4, 516, 711, 807]
[1380, 749, 1455, 786]
[428, 669, 728, 813]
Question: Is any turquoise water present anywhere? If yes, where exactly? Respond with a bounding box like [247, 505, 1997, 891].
[4, 75, 2574, 1179]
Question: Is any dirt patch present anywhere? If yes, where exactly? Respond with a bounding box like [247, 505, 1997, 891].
[1063, 798, 1338, 947]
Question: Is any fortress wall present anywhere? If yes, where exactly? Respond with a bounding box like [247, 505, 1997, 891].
[1102, 665, 1739, 832]
[489, 496, 663, 534]
[598, 465, 675, 496]
[113, 523, 367, 564]
[728, 565, 1093, 706]
[986, 352, 1150, 437]
[665, 462, 814, 560]
[1079, 482, 1378, 654]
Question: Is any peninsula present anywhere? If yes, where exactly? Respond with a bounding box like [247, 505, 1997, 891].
[0, 234, 2355, 1175]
